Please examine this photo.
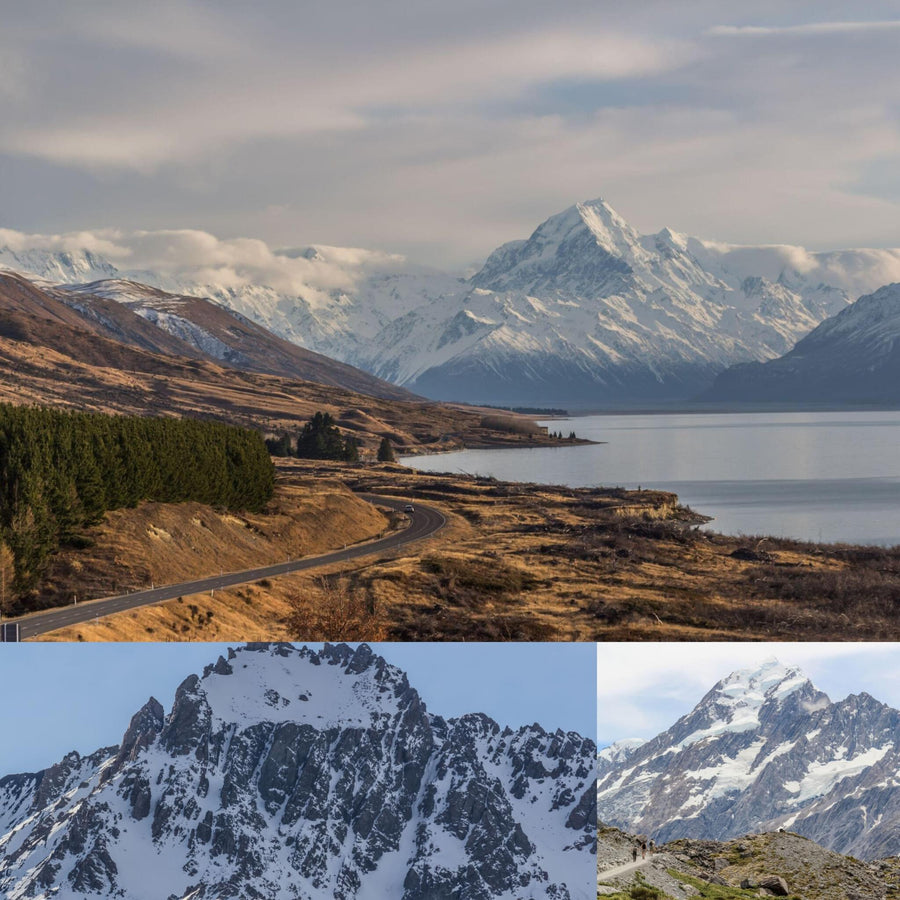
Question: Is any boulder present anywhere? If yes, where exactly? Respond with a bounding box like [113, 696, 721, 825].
[759, 875, 790, 896]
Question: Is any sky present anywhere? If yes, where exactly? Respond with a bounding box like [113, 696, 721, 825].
[597, 642, 900, 747]
[0, 641, 595, 774]
[1, 2, 899, 268]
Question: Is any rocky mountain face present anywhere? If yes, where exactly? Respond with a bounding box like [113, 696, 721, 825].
[597, 659, 900, 860]
[705, 282, 900, 404]
[7, 200, 900, 406]
[0, 643, 596, 900]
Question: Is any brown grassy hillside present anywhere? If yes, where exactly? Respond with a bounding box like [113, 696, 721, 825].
[0, 269, 574, 452]
[31, 459, 900, 642]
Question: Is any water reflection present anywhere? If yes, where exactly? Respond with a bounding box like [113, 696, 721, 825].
[401, 411, 900, 546]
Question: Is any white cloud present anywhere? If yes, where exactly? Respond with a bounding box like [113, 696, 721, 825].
[0, 227, 131, 259]
[708, 20, 900, 38]
[693, 242, 900, 297]
[597, 643, 900, 745]
[0, 20, 690, 172]
[0, 225, 408, 300]
[1, 3, 900, 264]
[79, 2, 248, 61]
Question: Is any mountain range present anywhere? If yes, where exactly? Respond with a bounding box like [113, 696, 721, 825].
[704, 282, 900, 404]
[0, 643, 596, 900]
[596, 659, 900, 860]
[0, 269, 412, 402]
[5, 200, 899, 406]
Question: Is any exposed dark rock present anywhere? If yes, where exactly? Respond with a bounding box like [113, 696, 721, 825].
[598, 660, 900, 860]
[0, 644, 593, 899]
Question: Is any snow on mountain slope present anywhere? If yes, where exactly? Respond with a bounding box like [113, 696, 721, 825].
[705, 282, 900, 403]
[0, 644, 596, 900]
[382, 200, 854, 405]
[597, 738, 647, 771]
[0, 245, 118, 284]
[59, 278, 418, 400]
[4, 203, 900, 405]
[596, 660, 900, 859]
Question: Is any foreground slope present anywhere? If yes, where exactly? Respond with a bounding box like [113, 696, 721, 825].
[597, 827, 899, 900]
[597, 660, 900, 859]
[63, 278, 417, 401]
[0, 643, 596, 900]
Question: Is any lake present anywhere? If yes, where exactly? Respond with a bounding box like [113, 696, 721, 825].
[400, 410, 900, 546]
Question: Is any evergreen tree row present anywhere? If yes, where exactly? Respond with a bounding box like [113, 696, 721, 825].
[0, 404, 274, 594]
[266, 412, 360, 461]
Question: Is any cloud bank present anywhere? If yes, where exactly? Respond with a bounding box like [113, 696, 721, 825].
[1, 2, 899, 264]
[0, 225, 408, 301]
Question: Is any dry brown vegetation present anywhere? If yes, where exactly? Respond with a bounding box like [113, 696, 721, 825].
[478, 414, 545, 435]
[27, 478, 388, 613]
[0, 325, 571, 456]
[284, 577, 388, 641]
[31, 457, 900, 642]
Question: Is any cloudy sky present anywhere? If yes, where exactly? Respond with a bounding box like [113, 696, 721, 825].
[597, 642, 900, 746]
[0, 642, 595, 774]
[1, 1, 899, 267]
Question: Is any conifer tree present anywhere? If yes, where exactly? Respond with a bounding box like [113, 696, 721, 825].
[0, 541, 14, 616]
[0, 403, 274, 601]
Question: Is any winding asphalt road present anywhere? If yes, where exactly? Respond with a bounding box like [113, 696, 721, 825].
[8, 494, 446, 640]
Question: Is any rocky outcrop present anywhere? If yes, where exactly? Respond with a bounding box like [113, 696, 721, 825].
[663, 832, 892, 900]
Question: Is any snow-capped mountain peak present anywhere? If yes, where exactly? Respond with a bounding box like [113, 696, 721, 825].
[192, 642, 414, 731]
[5, 199, 900, 405]
[597, 737, 647, 767]
[0, 644, 595, 900]
[0, 245, 120, 284]
[597, 662, 900, 861]
[708, 658, 812, 712]
[471, 197, 647, 293]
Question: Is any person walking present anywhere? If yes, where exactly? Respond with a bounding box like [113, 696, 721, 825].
[632, 846, 638, 863]
[641, 841, 647, 859]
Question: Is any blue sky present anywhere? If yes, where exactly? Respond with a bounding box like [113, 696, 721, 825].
[1, 2, 899, 266]
[0, 642, 595, 774]
[597, 642, 900, 747]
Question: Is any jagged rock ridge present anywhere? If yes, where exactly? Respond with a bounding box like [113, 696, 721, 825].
[597, 659, 900, 859]
[0, 643, 595, 899]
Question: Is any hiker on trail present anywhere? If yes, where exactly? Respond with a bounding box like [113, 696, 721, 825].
[649, 839, 655, 855]
[641, 841, 646, 859]
[632, 847, 637, 863]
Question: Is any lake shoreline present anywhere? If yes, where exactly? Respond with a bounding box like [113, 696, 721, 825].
[404, 409, 900, 547]
[543, 401, 900, 417]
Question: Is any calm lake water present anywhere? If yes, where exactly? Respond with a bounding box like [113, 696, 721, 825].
[401, 411, 900, 546]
